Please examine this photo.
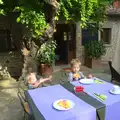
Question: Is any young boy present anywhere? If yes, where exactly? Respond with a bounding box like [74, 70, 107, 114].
[26, 66, 52, 89]
[68, 59, 85, 82]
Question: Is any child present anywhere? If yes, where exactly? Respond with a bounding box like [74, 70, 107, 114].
[68, 59, 85, 82]
[26, 66, 52, 89]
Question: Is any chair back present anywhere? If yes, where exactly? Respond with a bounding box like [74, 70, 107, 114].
[18, 89, 31, 114]
[108, 61, 120, 83]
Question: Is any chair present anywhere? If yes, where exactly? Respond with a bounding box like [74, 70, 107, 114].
[108, 61, 120, 84]
[17, 87, 34, 120]
[17, 77, 34, 120]
[60, 68, 71, 83]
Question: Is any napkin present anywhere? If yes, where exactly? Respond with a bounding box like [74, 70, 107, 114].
[93, 93, 107, 102]
[94, 79, 104, 84]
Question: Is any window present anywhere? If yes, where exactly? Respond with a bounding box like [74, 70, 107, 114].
[100, 28, 111, 44]
[0, 29, 16, 52]
[82, 29, 98, 46]
[81, 23, 99, 46]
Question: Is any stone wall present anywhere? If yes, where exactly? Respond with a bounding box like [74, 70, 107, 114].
[101, 17, 120, 61]
[0, 14, 23, 77]
[0, 51, 23, 77]
[75, 17, 120, 64]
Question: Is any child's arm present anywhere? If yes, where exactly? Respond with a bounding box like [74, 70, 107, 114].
[79, 72, 85, 78]
[68, 72, 73, 82]
[39, 75, 52, 83]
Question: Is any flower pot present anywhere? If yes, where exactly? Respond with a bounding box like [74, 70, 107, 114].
[113, 1, 120, 9]
[85, 57, 92, 68]
[39, 64, 53, 76]
[85, 51, 102, 69]
[92, 59, 102, 69]
[85, 57, 102, 69]
[84, 50, 92, 68]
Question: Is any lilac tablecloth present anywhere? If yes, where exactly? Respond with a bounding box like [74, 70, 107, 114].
[71, 78, 120, 120]
[27, 85, 96, 120]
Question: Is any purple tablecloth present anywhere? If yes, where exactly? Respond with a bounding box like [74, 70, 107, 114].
[71, 79, 120, 120]
[27, 85, 96, 120]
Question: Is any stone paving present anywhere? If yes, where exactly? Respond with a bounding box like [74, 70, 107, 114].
[0, 79, 23, 120]
[0, 65, 111, 120]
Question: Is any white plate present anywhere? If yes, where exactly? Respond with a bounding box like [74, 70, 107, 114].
[53, 99, 75, 111]
[80, 79, 94, 84]
[109, 89, 120, 95]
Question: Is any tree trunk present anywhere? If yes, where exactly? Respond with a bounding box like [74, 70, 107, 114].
[19, 0, 59, 81]
[19, 41, 39, 81]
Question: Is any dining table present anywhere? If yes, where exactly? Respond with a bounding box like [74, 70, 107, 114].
[25, 77, 120, 120]
[71, 77, 120, 120]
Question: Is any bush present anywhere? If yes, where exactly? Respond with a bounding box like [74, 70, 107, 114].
[84, 40, 106, 59]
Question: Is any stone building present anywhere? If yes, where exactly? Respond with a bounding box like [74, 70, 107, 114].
[78, 1, 120, 64]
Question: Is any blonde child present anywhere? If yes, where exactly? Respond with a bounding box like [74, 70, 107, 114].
[26, 66, 52, 89]
[68, 59, 85, 82]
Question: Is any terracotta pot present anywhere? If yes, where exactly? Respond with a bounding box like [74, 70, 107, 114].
[39, 64, 53, 75]
[85, 57, 102, 69]
[84, 50, 92, 68]
[92, 59, 102, 69]
[113, 1, 120, 9]
[85, 57, 92, 68]
[84, 49, 102, 69]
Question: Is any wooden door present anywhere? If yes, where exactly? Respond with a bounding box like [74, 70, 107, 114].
[63, 24, 76, 63]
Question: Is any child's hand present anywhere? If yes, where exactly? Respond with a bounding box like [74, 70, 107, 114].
[73, 73, 80, 80]
[74, 77, 78, 80]
[39, 78, 44, 83]
[88, 74, 93, 78]
[33, 82, 40, 88]
[48, 75, 52, 81]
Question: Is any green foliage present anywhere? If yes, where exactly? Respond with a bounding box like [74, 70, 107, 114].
[0, 0, 113, 65]
[0, 0, 5, 15]
[0, 0, 113, 38]
[37, 40, 57, 65]
[58, 0, 113, 27]
[16, 7, 48, 38]
[84, 40, 106, 59]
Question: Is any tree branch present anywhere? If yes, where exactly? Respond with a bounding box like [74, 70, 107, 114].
[39, 0, 59, 43]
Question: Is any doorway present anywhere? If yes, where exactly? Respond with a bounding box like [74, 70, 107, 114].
[54, 23, 76, 65]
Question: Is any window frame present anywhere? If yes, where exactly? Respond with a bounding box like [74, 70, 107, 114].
[99, 28, 112, 45]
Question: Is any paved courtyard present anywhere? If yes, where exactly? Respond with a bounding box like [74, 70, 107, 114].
[0, 65, 111, 120]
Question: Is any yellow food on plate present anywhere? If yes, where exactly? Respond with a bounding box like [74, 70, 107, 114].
[57, 100, 71, 109]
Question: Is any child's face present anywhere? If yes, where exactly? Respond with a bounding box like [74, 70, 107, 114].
[27, 67, 33, 73]
[71, 64, 80, 73]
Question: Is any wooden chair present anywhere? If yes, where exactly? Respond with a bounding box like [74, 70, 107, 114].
[17, 77, 35, 120]
[17, 87, 34, 120]
[108, 61, 120, 84]
[17, 74, 45, 120]
[60, 68, 71, 83]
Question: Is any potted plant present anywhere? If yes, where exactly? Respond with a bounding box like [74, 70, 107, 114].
[84, 40, 106, 68]
[37, 40, 57, 75]
[113, 0, 120, 9]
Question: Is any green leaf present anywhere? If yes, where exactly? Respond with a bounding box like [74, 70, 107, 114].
[16, 17, 20, 22]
